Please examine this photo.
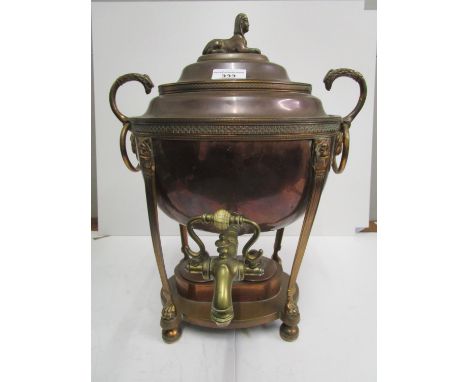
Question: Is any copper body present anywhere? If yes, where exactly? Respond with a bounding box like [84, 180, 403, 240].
[153, 140, 312, 232]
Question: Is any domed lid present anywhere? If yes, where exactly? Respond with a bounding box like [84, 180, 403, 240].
[159, 52, 311, 93]
[131, 13, 340, 122]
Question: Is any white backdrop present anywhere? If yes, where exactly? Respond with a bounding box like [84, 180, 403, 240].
[92, 1, 376, 236]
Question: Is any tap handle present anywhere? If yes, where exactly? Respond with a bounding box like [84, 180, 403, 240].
[183, 209, 263, 266]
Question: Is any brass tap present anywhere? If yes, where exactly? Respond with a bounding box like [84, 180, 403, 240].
[183, 210, 264, 327]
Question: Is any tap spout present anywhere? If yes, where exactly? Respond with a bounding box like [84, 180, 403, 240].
[211, 261, 237, 327]
[210, 225, 243, 327]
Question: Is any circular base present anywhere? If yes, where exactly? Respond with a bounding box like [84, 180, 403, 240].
[169, 269, 298, 330]
[162, 327, 182, 344]
[279, 323, 299, 342]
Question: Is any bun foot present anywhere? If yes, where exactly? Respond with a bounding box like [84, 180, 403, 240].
[162, 326, 182, 344]
[279, 323, 299, 342]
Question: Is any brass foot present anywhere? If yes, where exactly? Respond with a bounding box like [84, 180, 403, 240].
[279, 323, 299, 342]
[160, 298, 182, 344]
[162, 326, 182, 344]
[280, 294, 300, 341]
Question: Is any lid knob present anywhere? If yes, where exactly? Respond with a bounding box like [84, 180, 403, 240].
[202, 13, 261, 55]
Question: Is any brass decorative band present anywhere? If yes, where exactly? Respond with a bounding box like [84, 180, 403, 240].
[158, 80, 312, 95]
[131, 119, 342, 140]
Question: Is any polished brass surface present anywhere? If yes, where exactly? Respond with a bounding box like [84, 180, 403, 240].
[109, 73, 154, 123]
[183, 210, 263, 256]
[175, 258, 280, 301]
[119, 122, 140, 172]
[183, 210, 264, 326]
[109, 73, 154, 171]
[324, 68, 367, 174]
[323, 68, 367, 125]
[136, 136, 181, 341]
[332, 121, 350, 174]
[280, 323, 299, 342]
[279, 138, 331, 339]
[162, 327, 182, 344]
[203, 13, 260, 55]
[109, 13, 368, 343]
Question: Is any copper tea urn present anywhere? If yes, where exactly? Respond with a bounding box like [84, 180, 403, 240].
[109, 13, 367, 343]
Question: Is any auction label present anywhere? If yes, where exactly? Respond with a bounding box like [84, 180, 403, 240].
[212, 69, 247, 80]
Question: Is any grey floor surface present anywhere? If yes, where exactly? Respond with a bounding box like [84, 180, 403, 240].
[92, 234, 376, 382]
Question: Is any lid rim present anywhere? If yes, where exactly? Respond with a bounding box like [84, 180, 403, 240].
[130, 116, 342, 124]
[159, 80, 312, 95]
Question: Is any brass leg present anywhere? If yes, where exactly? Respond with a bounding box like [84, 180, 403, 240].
[272, 228, 284, 264]
[280, 138, 332, 341]
[138, 137, 181, 343]
[179, 224, 189, 260]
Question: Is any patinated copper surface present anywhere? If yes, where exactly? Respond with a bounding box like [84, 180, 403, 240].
[153, 140, 312, 232]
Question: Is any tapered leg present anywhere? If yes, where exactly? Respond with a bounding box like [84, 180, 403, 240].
[280, 138, 332, 341]
[272, 228, 284, 264]
[138, 137, 181, 343]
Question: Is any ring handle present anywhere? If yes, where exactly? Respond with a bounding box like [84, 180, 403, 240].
[323, 68, 367, 174]
[109, 73, 154, 172]
[331, 121, 350, 174]
[119, 122, 140, 172]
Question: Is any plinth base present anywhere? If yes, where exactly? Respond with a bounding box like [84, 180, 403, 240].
[167, 271, 298, 330]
